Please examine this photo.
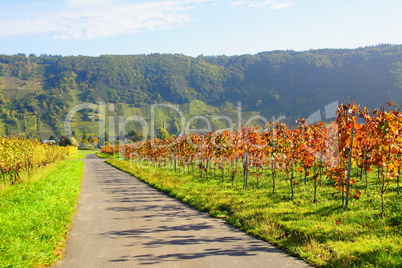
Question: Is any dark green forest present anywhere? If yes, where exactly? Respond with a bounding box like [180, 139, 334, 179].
[0, 44, 402, 138]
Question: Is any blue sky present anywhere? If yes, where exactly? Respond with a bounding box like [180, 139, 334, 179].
[0, 0, 401, 57]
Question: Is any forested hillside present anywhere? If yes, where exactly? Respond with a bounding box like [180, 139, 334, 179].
[0, 44, 401, 138]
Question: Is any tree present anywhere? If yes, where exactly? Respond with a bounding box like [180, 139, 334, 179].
[133, 130, 144, 142]
[92, 137, 99, 147]
[127, 130, 136, 137]
[59, 136, 72, 146]
[157, 128, 171, 140]
[69, 136, 80, 147]
[82, 131, 87, 142]
[104, 131, 109, 144]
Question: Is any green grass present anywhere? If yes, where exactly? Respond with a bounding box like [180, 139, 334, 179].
[95, 152, 121, 159]
[106, 159, 402, 268]
[0, 158, 84, 267]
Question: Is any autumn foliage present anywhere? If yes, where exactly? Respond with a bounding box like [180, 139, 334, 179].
[0, 137, 70, 184]
[102, 103, 402, 214]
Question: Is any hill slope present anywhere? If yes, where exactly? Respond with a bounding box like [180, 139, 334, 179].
[0, 44, 401, 139]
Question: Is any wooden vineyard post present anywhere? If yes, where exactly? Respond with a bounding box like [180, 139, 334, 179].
[344, 127, 355, 212]
[200, 135, 204, 178]
[243, 151, 250, 189]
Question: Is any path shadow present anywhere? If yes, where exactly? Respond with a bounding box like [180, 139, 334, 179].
[101, 224, 285, 265]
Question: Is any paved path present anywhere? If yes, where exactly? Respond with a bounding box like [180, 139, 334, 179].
[53, 155, 310, 268]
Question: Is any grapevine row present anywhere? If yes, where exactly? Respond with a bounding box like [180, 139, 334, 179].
[102, 103, 402, 215]
[0, 137, 71, 184]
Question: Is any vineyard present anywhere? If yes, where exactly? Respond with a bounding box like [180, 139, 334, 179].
[102, 103, 402, 216]
[0, 137, 74, 185]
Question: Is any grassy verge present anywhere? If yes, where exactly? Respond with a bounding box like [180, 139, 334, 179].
[0, 157, 85, 267]
[107, 159, 402, 268]
[95, 152, 121, 159]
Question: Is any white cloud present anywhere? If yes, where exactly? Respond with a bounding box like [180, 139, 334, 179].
[231, 0, 296, 10]
[0, 0, 213, 40]
[231, 0, 251, 6]
[270, 2, 295, 9]
[66, 0, 118, 8]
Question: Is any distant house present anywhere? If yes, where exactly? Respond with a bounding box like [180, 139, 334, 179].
[42, 140, 57, 144]
[88, 115, 96, 121]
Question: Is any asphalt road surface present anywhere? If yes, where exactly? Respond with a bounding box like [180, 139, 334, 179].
[53, 155, 311, 268]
